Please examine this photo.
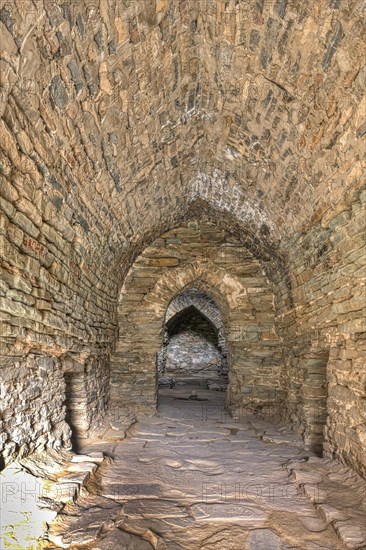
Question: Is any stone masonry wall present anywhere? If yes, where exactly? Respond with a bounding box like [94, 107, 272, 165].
[278, 188, 366, 476]
[197, 0, 365, 238]
[63, 354, 110, 441]
[0, 354, 71, 465]
[0, 0, 364, 480]
[0, 0, 202, 462]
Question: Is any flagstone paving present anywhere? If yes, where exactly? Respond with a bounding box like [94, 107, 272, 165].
[47, 387, 364, 549]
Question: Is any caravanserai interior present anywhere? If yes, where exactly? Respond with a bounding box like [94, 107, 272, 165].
[0, 1, 365, 548]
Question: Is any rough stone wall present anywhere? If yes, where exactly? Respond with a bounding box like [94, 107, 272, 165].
[0, 0, 204, 463]
[112, 220, 283, 415]
[197, 0, 365, 236]
[283, 335, 329, 449]
[0, 0, 202, 462]
[0, 355, 71, 464]
[277, 189, 366, 475]
[326, 332, 366, 479]
[63, 355, 110, 441]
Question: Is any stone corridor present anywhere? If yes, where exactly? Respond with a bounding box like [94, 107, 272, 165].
[43, 386, 364, 549]
[0, 0, 365, 548]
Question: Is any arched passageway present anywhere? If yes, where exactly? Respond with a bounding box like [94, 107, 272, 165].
[111, 220, 284, 421]
[158, 289, 229, 396]
[1, 1, 365, 546]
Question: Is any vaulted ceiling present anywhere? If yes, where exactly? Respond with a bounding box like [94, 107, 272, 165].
[1, 0, 364, 273]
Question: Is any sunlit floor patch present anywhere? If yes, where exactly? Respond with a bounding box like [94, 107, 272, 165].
[0, 464, 57, 549]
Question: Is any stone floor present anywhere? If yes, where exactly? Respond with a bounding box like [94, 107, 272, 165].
[42, 386, 366, 549]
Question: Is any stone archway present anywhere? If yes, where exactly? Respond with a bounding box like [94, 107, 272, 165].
[157, 288, 229, 392]
[111, 250, 284, 418]
[111, 260, 236, 413]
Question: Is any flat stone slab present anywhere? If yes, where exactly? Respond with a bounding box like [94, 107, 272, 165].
[300, 515, 327, 533]
[286, 455, 366, 549]
[247, 528, 294, 549]
[185, 458, 225, 475]
[318, 504, 351, 522]
[42, 480, 79, 503]
[93, 528, 154, 549]
[334, 519, 366, 550]
[123, 499, 189, 519]
[49, 496, 121, 546]
[190, 502, 267, 523]
[58, 471, 90, 485]
[71, 452, 104, 464]
[102, 428, 127, 441]
[102, 481, 162, 501]
[262, 432, 304, 446]
[66, 462, 97, 474]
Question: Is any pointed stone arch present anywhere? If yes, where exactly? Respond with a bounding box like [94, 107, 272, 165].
[160, 305, 225, 388]
[158, 288, 229, 388]
[166, 288, 224, 335]
[166, 303, 219, 334]
[111, 253, 284, 416]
